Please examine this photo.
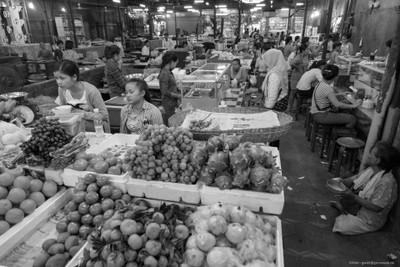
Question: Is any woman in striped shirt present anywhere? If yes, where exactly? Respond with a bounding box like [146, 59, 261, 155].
[311, 64, 361, 128]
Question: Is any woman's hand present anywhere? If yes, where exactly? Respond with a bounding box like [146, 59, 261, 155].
[340, 189, 356, 198]
[81, 104, 91, 111]
[353, 99, 362, 108]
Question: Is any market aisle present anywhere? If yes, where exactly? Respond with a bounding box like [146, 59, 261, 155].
[279, 120, 400, 267]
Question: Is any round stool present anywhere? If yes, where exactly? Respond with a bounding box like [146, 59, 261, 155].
[327, 128, 357, 170]
[295, 93, 311, 121]
[331, 137, 365, 177]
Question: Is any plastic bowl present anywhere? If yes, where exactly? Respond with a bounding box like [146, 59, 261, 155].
[52, 105, 72, 115]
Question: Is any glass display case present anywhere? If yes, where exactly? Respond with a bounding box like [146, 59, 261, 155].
[181, 63, 231, 110]
[354, 61, 385, 101]
[336, 56, 363, 81]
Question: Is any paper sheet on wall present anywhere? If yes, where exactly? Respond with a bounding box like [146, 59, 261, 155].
[181, 109, 280, 131]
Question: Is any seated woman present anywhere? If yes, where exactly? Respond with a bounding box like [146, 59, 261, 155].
[229, 58, 248, 83]
[120, 78, 163, 134]
[54, 60, 110, 132]
[261, 49, 289, 111]
[311, 64, 361, 128]
[255, 43, 272, 77]
[331, 141, 400, 235]
[62, 40, 79, 62]
[296, 60, 326, 98]
[105, 45, 127, 98]
[37, 42, 53, 60]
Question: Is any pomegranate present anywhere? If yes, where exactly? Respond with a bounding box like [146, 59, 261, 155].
[206, 136, 224, 154]
[215, 236, 232, 247]
[225, 223, 246, 244]
[209, 203, 229, 220]
[207, 215, 228, 236]
[222, 134, 242, 151]
[195, 232, 216, 252]
[185, 248, 205, 267]
[207, 151, 229, 174]
[229, 206, 247, 224]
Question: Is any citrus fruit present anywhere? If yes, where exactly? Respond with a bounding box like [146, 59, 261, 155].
[42, 180, 58, 197]
[72, 159, 89, 171]
[30, 179, 44, 192]
[20, 199, 37, 215]
[7, 188, 27, 204]
[29, 192, 46, 206]
[0, 173, 14, 187]
[0, 186, 8, 199]
[93, 161, 109, 174]
[13, 176, 31, 190]
[128, 234, 143, 250]
[5, 208, 25, 224]
[0, 220, 10, 235]
[0, 199, 12, 215]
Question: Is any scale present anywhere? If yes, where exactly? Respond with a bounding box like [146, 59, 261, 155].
[0, 64, 36, 124]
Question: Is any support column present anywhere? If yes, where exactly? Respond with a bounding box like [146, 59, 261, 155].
[322, 0, 334, 61]
[67, 0, 78, 46]
[213, 5, 217, 37]
[301, 0, 308, 38]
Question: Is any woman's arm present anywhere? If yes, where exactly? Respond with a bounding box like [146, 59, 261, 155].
[348, 192, 384, 212]
[263, 73, 281, 109]
[348, 43, 354, 56]
[84, 90, 109, 122]
[327, 91, 361, 109]
[120, 106, 127, 133]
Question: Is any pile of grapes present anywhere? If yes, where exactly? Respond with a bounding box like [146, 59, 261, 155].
[124, 125, 199, 184]
[20, 118, 72, 167]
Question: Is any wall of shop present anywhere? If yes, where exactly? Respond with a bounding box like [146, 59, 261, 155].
[26, 0, 125, 44]
[351, 0, 399, 56]
[166, 14, 199, 36]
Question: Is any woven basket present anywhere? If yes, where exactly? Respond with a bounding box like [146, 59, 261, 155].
[168, 107, 293, 143]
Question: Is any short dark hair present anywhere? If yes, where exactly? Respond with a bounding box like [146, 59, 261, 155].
[232, 58, 241, 66]
[386, 39, 392, 48]
[104, 45, 121, 60]
[285, 36, 292, 44]
[321, 64, 339, 81]
[296, 43, 307, 54]
[65, 40, 74, 50]
[333, 41, 342, 49]
[56, 40, 63, 45]
[53, 59, 80, 80]
[126, 78, 152, 103]
[160, 53, 178, 69]
[373, 141, 400, 173]
[342, 34, 351, 40]
[261, 43, 272, 52]
[301, 37, 310, 44]
[308, 60, 326, 70]
[294, 36, 300, 41]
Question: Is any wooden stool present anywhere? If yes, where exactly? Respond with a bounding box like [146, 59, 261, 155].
[329, 137, 365, 176]
[305, 111, 313, 140]
[327, 128, 357, 167]
[310, 119, 331, 153]
[295, 93, 311, 121]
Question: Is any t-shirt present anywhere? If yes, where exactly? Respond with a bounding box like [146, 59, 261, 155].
[296, 68, 323, 91]
[142, 46, 150, 56]
[310, 82, 334, 114]
[55, 90, 87, 106]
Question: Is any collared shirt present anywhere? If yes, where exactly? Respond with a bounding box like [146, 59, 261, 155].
[120, 101, 163, 134]
[105, 58, 127, 96]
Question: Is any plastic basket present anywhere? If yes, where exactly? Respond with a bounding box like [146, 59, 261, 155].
[169, 107, 293, 143]
[47, 113, 85, 136]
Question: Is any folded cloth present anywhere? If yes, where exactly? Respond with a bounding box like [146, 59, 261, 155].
[353, 167, 373, 191]
[358, 170, 386, 199]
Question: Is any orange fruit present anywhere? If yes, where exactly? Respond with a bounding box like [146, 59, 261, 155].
[105, 157, 118, 167]
[20, 199, 37, 215]
[0, 186, 8, 199]
[13, 176, 31, 191]
[42, 180, 58, 198]
[93, 161, 109, 174]
[30, 179, 44, 192]
[75, 152, 89, 160]
[0, 173, 14, 187]
[5, 208, 25, 224]
[72, 159, 89, 171]
[29, 192, 46, 207]
[7, 188, 27, 204]
[0, 199, 12, 215]
[107, 166, 121, 175]
[0, 220, 10, 235]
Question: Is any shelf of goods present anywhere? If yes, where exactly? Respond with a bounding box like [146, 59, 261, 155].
[354, 62, 384, 98]
[336, 56, 363, 81]
[181, 63, 231, 110]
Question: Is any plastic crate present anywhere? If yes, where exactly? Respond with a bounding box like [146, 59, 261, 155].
[47, 113, 85, 136]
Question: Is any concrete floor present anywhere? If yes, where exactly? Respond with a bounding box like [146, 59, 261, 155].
[279, 118, 400, 267]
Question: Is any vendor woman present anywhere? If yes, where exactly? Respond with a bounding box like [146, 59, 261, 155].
[229, 58, 248, 83]
[105, 45, 127, 98]
[120, 78, 163, 134]
[54, 60, 110, 132]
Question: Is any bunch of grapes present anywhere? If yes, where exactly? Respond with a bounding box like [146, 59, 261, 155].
[20, 117, 72, 167]
[124, 124, 200, 184]
[189, 119, 212, 131]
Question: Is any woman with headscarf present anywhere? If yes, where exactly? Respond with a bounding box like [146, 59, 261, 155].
[261, 49, 289, 112]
